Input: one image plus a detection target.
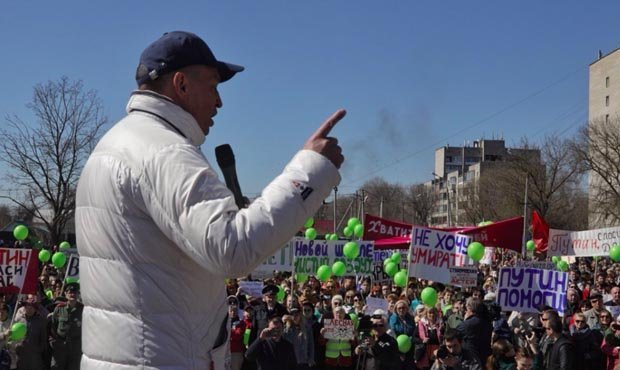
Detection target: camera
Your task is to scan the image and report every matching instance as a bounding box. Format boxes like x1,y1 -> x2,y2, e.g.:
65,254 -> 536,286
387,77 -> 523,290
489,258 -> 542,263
436,345 -> 449,360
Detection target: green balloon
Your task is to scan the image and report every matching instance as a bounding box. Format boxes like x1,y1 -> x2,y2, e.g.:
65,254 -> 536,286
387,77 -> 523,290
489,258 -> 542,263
421,287 -> 438,307
611,245 -> 620,262
45,289 -> 53,300
296,273 -> 308,283
332,261 -> 346,277
551,256 -> 560,264
343,242 -> 360,259
317,265 -> 332,282
384,262 -> 398,277
343,226 -> 353,237
277,286 -> 285,302
558,261 -> 569,272
329,234 -> 339,241
38,249 -> 51,263
349,313 -> 359,328
304,217 -> 315,228
526,240 -> 536,251
347,217 -> 361,229
467,242 -> 485,262
396,334 -> 412,353
65,277 -> 79,284
13,225 -> 28,241
394,270 -> 408,288
390,252 -> 402,264
305,228 -> 317,240
10,322 -> 26,341
243,328 -> 251,346
52,252 -> 67,268
324,234 -> 331,240
59,241 -> 71,251
353,224 -> 364,238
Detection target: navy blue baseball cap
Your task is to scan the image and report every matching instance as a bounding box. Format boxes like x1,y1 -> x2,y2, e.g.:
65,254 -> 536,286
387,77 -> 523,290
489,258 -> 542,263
136,31 -> 244,85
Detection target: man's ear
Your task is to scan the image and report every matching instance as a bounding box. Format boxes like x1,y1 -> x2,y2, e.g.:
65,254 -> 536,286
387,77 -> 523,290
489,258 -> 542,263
172,71 -> 188,97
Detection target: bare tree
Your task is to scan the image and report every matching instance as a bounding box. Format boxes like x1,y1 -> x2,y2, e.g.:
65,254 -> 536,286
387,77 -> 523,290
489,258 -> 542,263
572,117 -> 620,226
360,177 -> 408,221
0,77 -> 107,245
407,183 -> 435,225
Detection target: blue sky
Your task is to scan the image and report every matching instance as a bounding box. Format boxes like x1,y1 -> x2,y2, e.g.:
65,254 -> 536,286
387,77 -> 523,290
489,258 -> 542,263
0,1 -> 617,199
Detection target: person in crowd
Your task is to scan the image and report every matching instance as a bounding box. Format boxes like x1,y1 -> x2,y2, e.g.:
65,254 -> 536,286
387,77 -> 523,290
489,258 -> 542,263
440,288 -> 454,315
320,305 -> 354,370
457,297 -> 493,365
245,317 -> 297,370
301,300 -> 323,370
513,346 -> 535,370
0,303 -> 16,369
564,288 -> 581,325
543,314 -> 575,370
484,338 -> 515,370
569,312 -> 604,370
445,296 -> 465,330
604,286 -> 620,307
597,309 -> 614,336
417,306 -> 443,369
229,296 -> 247,370
601,315 -> 620,370
406,285 -> 422,312
381,285 -> 391,300
75,30 -> 345,369
354,311 -> 400,370
390,300 -> 416,337
252,285 -> 288,343
585,291 -> 605,329
49,282 -> 83,370
343,290 -> 356,314
359,278 -> 371,298
14,293 -> 49,323
430,329 -> 482,370
283,306 -> 315,370
352,293 -> 365,316
14,299 -> 48,370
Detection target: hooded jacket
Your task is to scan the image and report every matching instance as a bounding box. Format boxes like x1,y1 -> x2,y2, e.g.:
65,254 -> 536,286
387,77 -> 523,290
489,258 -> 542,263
76,91 -> 340,370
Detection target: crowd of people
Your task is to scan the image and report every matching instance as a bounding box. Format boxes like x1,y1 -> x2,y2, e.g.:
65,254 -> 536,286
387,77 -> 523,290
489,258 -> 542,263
2,242 -> 620,370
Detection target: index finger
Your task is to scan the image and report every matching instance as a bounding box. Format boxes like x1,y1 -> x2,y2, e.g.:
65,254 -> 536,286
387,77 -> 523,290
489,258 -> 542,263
311,109 -> 347,139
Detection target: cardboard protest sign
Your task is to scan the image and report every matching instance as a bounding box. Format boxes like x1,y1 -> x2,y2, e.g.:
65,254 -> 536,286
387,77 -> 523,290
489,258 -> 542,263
408,227 -> 472,284
547,226 -> 620,257
322,319 -> 354,340
514,260 -> 556,270
497,267 -> 568,315
371,249 -> 407,284
364,296 -> 389,315
293,238 -> 374,276
0,248 -> 38,294
448,267 -> 478,288
239,281 -> 264,298
64,254 -> 79,281
252,240 -> 294,277
480,247 -> 495,265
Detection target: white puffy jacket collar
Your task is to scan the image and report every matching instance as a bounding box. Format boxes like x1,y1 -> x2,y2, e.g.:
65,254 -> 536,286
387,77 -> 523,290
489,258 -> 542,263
126,90 -> 206,147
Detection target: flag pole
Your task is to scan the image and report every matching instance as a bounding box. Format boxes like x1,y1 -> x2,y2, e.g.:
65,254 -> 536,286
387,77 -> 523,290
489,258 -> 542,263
521,177 -> 529,260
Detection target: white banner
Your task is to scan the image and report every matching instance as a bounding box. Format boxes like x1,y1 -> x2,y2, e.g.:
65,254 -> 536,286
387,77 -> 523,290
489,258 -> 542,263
547,226 -> 620,257
293,238 -> 374,276
449,267 -> 478,288
364,297 -> 389,315
238,281 -> 264,298
497,267 -> 568,315
408,227 -> 472,284
480,247 -> 495,265
323,319 -> 354,340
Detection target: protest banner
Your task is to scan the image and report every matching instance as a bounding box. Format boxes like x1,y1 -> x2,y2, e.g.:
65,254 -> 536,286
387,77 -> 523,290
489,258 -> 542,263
293,238 -> 374,276
364,296 -> 389,315
497,267 -> 568,315
239,281 -> 264,298
252,240 -> 294,277
480,247 -> 495,265
65,254 -> 80,281
322,319 -> 354,340
514,260 -> 556,270
449,267 -> 478,288
0,248 -> 38,294
547,226 -> 620,257
371,249 -> 407,284
364,214 -> 413,241
408,227 -> 472,284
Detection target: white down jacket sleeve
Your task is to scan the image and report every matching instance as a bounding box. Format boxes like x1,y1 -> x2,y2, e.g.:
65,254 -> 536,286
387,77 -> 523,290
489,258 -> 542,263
140,144 -> 339,277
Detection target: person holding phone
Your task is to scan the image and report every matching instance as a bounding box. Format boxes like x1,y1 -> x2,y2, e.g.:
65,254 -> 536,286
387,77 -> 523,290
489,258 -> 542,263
245,317 -> 297,370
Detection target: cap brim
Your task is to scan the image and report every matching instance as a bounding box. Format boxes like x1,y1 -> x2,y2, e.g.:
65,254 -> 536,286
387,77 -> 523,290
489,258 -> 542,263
217,61 -> 244,82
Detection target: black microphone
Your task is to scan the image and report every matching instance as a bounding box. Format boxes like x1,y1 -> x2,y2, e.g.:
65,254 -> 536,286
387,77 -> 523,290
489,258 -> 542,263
215,144 -> 246,209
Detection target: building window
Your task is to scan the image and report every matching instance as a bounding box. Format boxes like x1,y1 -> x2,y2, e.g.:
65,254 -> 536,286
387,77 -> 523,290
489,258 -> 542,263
606,96 -> 610,107
606,76 -> 610,88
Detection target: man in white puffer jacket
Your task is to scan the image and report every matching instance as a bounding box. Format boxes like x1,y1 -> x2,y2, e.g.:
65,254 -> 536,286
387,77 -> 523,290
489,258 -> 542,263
75,31 -> 345,370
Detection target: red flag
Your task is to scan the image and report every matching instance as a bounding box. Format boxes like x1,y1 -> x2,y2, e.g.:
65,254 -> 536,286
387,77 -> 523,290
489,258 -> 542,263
457,216 -> 524,254
531,210 -> 550,254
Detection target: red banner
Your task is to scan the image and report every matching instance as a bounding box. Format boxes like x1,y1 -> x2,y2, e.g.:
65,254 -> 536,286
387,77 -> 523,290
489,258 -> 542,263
0,248 -> 39,294
364,214 -> 524,253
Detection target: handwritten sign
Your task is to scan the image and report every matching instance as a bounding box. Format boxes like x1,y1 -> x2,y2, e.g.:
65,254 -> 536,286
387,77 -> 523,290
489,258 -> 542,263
365,296 -> 389,315
0,248 -> 38,294
449,267 -> 478,288
323,319 -> 354,340
293,238 -> 374,276
408,227 -> 472,284
547,226 -> 620,257
239,281 -> 264,298
480,247 -> 495,265
64,254 -> 79,281
497,267 -> 568,315
371,249 -> 407,284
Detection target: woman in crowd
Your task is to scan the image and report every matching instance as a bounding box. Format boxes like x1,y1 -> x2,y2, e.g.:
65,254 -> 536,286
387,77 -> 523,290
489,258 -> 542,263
283,306 -> 315,370
416,306 -> 443,370
513,346 -> 535,370
320,305 -> 355,370
484,339 -> 515,370
351,293 -> 365,316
